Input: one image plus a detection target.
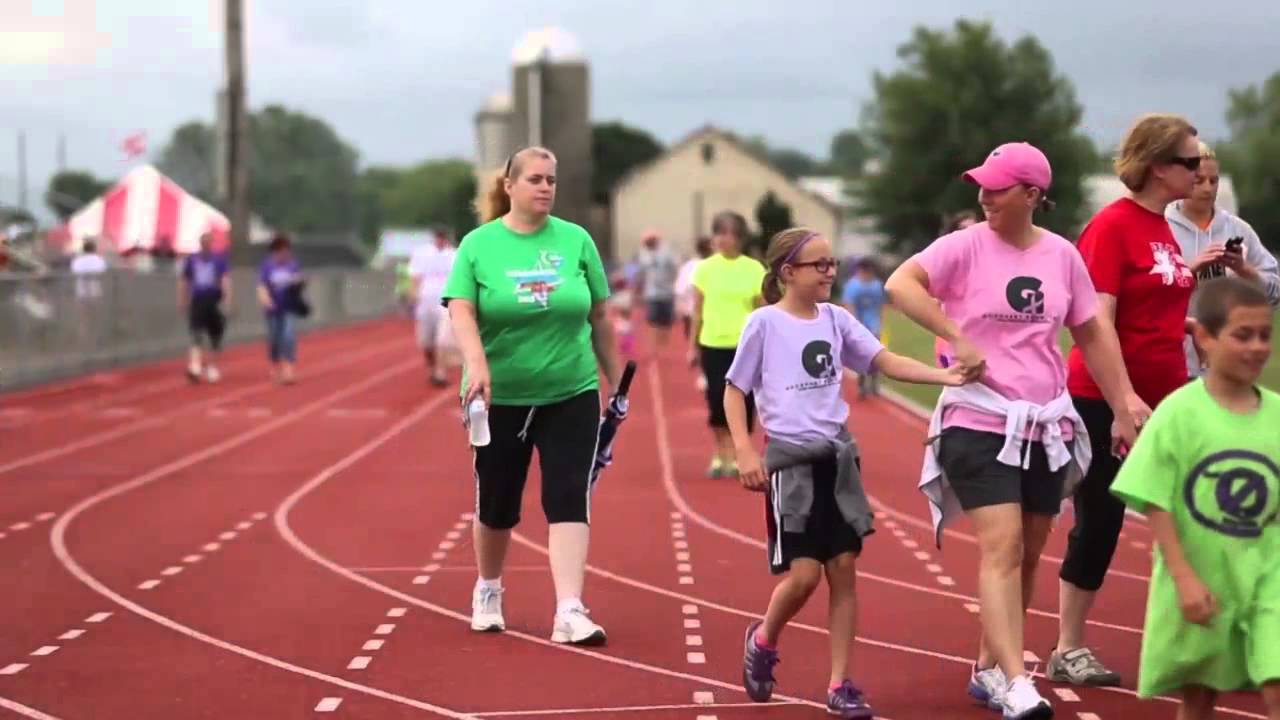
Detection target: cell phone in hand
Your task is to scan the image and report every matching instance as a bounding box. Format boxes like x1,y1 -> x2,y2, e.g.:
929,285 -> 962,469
1226,236 -> 1244,254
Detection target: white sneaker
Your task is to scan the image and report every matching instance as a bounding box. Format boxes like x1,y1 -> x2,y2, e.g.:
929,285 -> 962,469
205,366 -> 221,383
968,664 -> 1007,710
470,584 -> 505,632
1002,675 -> 1052,720
550,606 -> 606,646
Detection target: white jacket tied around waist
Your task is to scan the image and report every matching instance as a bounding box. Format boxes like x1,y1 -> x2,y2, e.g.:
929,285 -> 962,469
918,383 -> 1093,548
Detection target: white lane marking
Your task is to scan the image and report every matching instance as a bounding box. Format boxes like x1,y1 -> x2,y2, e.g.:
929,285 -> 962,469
202,543 -> 221,552
58,630 -> 85,640
682,605 -> 698,615
0,694 -> 64,719
902,539 -> 919,549
85,612 -> 112,623
387,608 -> 407,618
684,619 -> 701,630
925,564 -> 942,574
423,564 -> 441,572
0,664 -> 28,675
9,522 -> 31,531
431,551 -> 447,560
362,640 -> 385,651
686,652 -> 706,664
413,576 -> 431,585
182,555 -> 203,564
346,656 -> 372,670
692,691 -> 715,705
670,511 -> 682,519
1078,714 -> 1102,720
445,531 -> 461,541
674,540 -> 689,550
671,530 -> 686,539
161,566 -> 185,576
913,551 -> 930,561
252,512 -> 268,521
30,646 -> 59,657
438,541 -> 456,551
1054,688 -> 1080,702
677,563 -> 693,573
936,576 -> 955,586
35,513 -> 56,522
964,603 -> 980,614
314,698 -> 343,712
675,551 -> 691,561
1024,650 -> 1041,663
685,635 -> 703,647
236,521 -> 253,531
679,576 -> 694,585
138,579 -> 162,590
219,531 -> 237,541
374,624 -> 395,635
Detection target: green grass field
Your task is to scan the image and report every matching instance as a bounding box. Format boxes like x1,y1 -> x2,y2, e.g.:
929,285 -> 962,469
880,310 -> 1280,409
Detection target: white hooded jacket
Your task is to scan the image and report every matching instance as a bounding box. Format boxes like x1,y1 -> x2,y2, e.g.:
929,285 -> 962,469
1166,202 -> 1280,376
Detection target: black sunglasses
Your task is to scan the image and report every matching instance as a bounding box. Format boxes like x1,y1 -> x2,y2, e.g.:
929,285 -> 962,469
1168,156 -> 1202,172
788,258 -> 839,274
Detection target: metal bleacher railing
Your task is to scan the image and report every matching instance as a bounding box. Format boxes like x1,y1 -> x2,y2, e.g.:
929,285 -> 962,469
0,266 -> 397,390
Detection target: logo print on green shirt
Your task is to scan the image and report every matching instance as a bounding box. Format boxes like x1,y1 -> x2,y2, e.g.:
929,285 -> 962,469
507,251 -> 564,308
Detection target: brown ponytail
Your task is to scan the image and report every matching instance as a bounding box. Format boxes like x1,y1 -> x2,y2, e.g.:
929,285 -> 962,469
761,227 -> 820,304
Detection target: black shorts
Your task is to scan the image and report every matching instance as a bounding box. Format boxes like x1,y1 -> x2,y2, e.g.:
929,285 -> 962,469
937,427 -> 1070,515
764,455 -> 863,575
473,390 -> 601,530
188,296 -> 226,349
646,299 -> 675,327
700,345 -> 755,431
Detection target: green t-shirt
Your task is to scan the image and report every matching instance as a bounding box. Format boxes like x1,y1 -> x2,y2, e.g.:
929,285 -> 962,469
443,216 -> 610,406
692,253 -> 766,349
1111,380 -> 1280,698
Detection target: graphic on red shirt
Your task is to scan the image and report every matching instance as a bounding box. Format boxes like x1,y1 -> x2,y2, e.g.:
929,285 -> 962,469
1148,242 -> 1194,288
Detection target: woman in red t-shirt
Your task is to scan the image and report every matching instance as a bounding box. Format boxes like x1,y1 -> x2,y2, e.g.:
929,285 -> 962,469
1049,113 -> 1202,687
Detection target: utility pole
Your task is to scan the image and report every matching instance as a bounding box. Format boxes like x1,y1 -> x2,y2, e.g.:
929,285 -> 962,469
224,0 -> 249,247
56,133 -> 66,173
16,131 -> 28,211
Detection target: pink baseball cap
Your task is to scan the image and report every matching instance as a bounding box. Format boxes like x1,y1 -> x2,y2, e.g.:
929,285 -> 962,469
962,142 -> 1052,191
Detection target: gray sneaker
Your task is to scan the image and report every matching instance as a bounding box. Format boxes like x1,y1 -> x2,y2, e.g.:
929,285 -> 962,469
1047,647 -> 1121,686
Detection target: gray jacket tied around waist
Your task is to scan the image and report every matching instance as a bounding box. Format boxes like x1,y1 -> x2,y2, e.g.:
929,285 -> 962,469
764,429 -> 874,538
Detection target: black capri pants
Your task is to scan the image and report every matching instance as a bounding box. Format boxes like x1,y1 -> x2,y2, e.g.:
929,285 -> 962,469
473,390 -> 600,530
1058,396 -> 1125,592
189,296 -> 226,350
699,345 -> 755,431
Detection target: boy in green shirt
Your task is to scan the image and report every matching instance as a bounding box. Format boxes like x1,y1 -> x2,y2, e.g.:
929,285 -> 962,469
1111,276 -> 1280,720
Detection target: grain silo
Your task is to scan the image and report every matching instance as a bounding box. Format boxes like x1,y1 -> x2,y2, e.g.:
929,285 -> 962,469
473,92 -> 515,190
509,27 -> 593,236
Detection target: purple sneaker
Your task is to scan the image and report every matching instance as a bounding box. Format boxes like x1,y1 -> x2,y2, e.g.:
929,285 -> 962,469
742,621 -> 779,702
827,680 -> 874,719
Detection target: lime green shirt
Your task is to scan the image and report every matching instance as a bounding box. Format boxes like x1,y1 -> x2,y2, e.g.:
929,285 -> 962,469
692,253 -> 766,349
443,216 -> 610,406
1111,380 -> 1280,698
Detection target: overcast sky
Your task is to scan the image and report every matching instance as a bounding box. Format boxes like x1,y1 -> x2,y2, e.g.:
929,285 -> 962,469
2,0 -> 1277,216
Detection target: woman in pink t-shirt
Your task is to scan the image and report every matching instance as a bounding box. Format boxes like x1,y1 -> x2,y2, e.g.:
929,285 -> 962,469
885,142 -> 1147,718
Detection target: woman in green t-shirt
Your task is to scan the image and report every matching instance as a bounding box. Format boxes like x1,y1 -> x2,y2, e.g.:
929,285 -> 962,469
688,211 -> 767,478
443,146 -> 621,647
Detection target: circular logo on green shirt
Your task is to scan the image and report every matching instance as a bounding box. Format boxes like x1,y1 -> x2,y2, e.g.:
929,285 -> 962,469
1183,450 -> 1279,538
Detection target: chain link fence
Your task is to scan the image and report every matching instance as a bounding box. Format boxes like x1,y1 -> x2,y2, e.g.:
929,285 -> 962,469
0,267 -> 397,390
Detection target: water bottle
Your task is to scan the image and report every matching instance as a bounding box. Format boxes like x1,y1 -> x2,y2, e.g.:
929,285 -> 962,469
467,398 -> 491,447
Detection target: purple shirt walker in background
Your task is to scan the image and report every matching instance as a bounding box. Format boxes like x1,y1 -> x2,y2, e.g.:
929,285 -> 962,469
183,253 -> 229,301
259,257 -> 301,315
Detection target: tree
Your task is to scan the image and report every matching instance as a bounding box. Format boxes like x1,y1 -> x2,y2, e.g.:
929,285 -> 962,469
1221,72 -> 1280,252
45,170 -> 109,221
766,148 -> 825,179
155,105 -> 361,234
156,121 -> 217,202
830,130 -> 871,178
754,191 -> 793,257
591,122 -> 663,204
356,160 -> 478,245
859,20 -> 1094,254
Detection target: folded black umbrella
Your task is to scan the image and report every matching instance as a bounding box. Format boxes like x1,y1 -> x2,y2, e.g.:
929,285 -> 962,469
591,360 -> 638,489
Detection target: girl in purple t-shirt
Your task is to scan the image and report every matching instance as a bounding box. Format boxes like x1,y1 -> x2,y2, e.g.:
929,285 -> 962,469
257,233 -> 303,384
724,227 -> 965,718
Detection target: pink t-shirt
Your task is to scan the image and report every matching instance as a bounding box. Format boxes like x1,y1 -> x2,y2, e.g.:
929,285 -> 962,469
914,222 -> 1099,440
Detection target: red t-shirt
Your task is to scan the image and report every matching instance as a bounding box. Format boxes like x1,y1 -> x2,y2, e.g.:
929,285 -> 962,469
1067,198 -> 1195,407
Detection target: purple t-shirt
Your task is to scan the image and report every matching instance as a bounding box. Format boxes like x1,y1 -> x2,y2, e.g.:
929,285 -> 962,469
182,252 -> 229,301
725,303 -> 885,445
913,222 -> 1098,439
259,257 -> 300,314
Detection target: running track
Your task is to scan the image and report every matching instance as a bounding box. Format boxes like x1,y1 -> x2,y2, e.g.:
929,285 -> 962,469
0,319 -> 1268,719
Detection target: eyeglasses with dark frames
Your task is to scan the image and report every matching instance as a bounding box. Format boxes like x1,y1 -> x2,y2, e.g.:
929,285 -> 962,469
787,258 -> 840,274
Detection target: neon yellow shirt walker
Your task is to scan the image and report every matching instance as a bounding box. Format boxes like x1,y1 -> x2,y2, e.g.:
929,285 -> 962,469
444,216 -> 610,406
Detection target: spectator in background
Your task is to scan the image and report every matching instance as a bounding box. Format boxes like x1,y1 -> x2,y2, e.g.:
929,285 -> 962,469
258,233 -> 303,385
1165,140 -> 1280,377
71,239 -> 108,347
634,229 -> 680,355
407,228 -> 458,386
178,233 -> 231,383
841,257 -> 887,398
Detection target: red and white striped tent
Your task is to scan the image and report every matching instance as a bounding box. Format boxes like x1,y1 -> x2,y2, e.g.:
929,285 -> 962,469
59,165 -> 230,255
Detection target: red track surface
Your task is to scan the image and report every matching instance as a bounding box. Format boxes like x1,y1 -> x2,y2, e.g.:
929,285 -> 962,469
0,319 -> 1268,719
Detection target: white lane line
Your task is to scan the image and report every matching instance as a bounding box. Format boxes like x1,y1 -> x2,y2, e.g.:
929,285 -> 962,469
219,531 -> 237,541
35,513 -> 56,522
679,576 -> 694,585
936,576 -> 955,586
686,652 -> 706,664
675,551 -> 691,561
1078,714 -> 1102,720
0,664 -> 28,675
963,603 -> 980,614
445,531 -> 461,541
346,656 -> 371,670
314,698 -> 343,712
374,624 -> 395,635
182,555 -> 203,564
362,640 -> 385,651
438,541 -> 455,551
913,551 -> 930,561
902,539 -> 919,549
138,579 -> 162,590
676,563 -> 693,573
685,635 -> 703,647
412,576 -> 431,585
684,619 -> 701,629
58,630 -> 85,640
30,646 -> 59,657
387,608 -> 407,618
423,564 -> 441,573
682,604 -> 698,615
1024,650 -> 1041,663
202,543 -> 221,552
236,521 -> 253,531
9,522 -> 31,531
670,512 -> 682,519
161,566 -> 185,576
252,512 -> 268,521
85,612 -> 112,623
925,563 -> 942,574
0,694 -> 64,719
692,691 -> 715,705
1054,688 -> 1080,702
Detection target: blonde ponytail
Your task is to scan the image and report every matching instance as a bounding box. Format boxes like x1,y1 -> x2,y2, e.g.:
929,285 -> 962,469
761,270 -> 784,304
476,172 -> 511,223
